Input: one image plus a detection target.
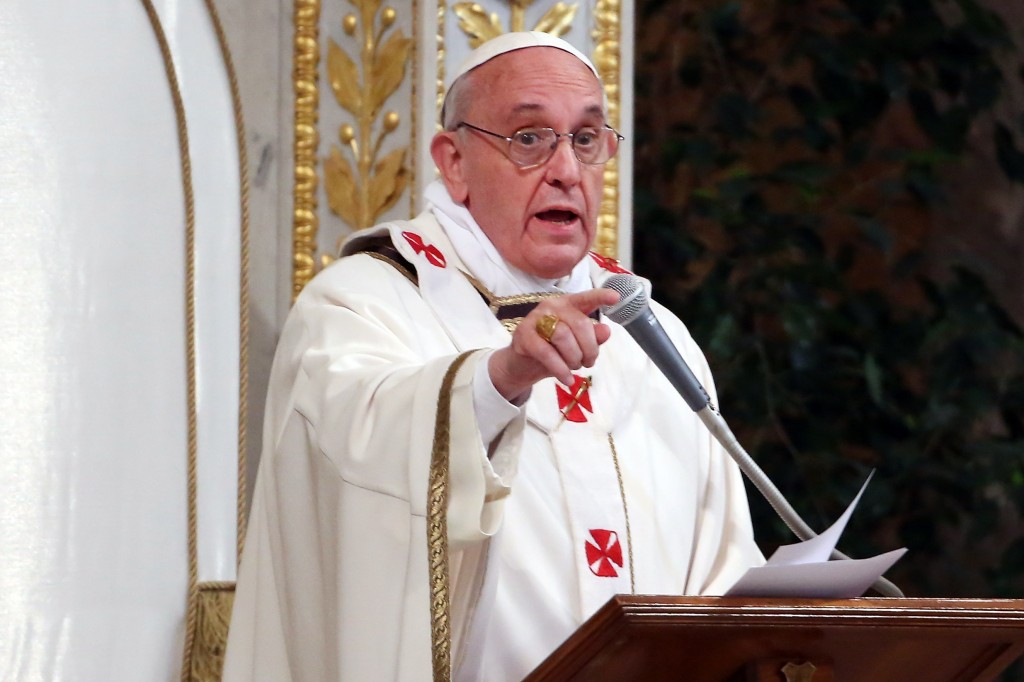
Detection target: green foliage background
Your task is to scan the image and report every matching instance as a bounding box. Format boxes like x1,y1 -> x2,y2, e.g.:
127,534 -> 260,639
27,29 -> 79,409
632,0 -> 1024,599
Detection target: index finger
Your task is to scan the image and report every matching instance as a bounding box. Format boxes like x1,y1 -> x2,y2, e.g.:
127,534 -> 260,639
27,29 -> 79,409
562,287 -> 621,315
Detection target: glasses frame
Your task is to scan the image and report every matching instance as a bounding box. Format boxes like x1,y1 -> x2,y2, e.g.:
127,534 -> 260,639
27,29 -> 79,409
455,121 -> 625,169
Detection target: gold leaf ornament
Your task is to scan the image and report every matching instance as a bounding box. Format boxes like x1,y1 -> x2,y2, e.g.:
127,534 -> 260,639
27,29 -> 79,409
324,146 -> 359,228
327,39 -> 361,114
369,148 -> 409,217
533,2 -> 577,37
452,3 -> 503,48
354,0 -> 384,24
371,32 -> 412,117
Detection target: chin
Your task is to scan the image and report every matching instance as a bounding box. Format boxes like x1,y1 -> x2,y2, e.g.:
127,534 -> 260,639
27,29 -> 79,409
524,249 -> 587,280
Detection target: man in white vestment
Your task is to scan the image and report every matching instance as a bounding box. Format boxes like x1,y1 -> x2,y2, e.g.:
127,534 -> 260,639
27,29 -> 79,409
224,31 -> 764,682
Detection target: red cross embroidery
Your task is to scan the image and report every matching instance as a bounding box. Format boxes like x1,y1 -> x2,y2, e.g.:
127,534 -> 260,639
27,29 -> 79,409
556,374 -> 593,423
402,231 -> 446,268
585,529 -> 623,578
589,251 -> 631,274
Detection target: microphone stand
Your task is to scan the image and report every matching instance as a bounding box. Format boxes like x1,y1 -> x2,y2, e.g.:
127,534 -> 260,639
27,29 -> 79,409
697,402 -> 904,597
599,272 -> 903,597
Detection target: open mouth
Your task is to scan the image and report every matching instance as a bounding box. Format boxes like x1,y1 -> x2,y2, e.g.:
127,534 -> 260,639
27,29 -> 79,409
535,209 -> 579,224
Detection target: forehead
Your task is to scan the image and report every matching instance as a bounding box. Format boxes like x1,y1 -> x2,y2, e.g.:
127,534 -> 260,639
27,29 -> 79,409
467,47 -> 605,123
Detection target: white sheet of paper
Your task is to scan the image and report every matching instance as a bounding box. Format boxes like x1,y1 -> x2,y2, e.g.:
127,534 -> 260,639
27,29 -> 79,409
767,471 -> 874,566
724,471 -> 907,598
725,548 -> 907,598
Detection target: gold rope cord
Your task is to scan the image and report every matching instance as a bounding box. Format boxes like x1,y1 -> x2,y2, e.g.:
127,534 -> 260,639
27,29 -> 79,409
201,0 -> 251,566
428,350 -> 475,682
607,433 -> 635,594
137,2 -> 200,679
190,0 -> 252,679
141,1 -> 250,678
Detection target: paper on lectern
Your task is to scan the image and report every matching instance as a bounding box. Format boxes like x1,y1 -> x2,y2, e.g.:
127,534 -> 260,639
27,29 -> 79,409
725,472 -> 907,598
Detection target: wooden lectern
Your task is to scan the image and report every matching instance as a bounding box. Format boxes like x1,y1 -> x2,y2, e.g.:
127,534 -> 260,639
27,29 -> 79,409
524,596 -> 1024,681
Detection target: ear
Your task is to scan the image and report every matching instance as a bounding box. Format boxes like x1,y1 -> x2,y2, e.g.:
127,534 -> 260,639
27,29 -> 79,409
430,131 -> 469,204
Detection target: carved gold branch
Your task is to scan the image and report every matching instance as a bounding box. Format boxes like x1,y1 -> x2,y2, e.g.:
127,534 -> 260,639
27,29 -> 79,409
293,0 -> 322,300
453,0 -> 576,49
323,0 -> 412,266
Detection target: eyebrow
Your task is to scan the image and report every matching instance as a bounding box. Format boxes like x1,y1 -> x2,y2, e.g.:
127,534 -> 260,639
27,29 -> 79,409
509,103 -> 605,117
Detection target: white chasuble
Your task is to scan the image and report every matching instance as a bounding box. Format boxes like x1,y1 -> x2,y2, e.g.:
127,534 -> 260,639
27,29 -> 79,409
531,378 -> 633,616
225,209 -> 763,682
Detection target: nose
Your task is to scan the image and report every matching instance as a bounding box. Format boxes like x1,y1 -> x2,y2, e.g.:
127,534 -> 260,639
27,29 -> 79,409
542,135 -> 582,187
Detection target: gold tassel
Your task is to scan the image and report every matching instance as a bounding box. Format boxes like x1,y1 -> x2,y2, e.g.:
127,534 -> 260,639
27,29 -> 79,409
189,583 -> 235,682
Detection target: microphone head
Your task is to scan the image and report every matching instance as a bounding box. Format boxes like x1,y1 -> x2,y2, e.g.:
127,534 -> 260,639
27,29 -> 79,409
600,273 -> 648,325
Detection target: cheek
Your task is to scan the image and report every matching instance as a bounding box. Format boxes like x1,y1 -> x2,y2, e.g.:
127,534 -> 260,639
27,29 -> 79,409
583,174 -> 604,219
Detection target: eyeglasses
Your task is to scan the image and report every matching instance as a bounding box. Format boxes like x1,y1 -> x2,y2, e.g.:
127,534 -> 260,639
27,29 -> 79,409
456,122 -> 624,168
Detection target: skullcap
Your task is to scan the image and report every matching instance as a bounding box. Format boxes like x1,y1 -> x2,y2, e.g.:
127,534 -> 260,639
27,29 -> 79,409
449,31 -> 599,84
441,31 -> 601,124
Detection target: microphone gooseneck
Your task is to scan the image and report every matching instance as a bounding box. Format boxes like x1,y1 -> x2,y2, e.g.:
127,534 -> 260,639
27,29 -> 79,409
600,273 -> 903,598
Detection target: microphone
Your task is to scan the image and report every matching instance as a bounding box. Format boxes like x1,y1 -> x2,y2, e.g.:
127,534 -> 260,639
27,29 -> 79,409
599,273 -> 903,597
600,274 -> 711,412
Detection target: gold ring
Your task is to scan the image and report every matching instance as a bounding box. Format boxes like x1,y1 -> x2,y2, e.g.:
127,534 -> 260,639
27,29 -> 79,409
535,314 -> 559,343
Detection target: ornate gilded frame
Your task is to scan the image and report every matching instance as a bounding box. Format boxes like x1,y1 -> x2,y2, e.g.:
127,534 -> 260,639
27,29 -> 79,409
291,0 -> 626,298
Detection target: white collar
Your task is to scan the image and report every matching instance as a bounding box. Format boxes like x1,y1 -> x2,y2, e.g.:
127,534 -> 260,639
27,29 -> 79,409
423,180 -> 592,298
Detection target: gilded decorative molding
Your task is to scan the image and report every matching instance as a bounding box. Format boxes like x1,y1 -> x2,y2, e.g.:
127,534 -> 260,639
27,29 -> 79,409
592,0 -> 620,258
436,0 -> 446,118
452,0 -> 576,48
410,0 -> 420,217
293,0 -> 322,300
322,2 -> 412,265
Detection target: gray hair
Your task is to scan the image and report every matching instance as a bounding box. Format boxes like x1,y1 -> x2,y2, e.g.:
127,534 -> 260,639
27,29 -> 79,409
441,72 -> 475,131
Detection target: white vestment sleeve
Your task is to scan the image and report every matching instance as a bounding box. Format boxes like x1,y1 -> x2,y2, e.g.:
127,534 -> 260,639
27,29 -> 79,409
471,350 -> 526,452
288,263 -> 521,546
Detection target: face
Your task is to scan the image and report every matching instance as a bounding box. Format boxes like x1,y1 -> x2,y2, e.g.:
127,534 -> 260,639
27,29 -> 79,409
431,48 -> 607,279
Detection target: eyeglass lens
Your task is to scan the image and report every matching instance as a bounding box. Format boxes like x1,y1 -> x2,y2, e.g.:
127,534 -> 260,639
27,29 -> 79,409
509,127 -> 619,166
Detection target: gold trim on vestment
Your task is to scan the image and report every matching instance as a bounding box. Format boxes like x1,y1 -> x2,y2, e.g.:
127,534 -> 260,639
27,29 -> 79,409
499,317 -> 522,333
365,251 -> 420,287
608,433 -> 635,594
461,271 -> 559,332
429,350 -> 476,682
488,290 -> 559,308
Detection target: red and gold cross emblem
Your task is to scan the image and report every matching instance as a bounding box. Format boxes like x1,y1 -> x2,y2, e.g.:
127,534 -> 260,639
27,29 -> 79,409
585,528 -> 623,578
401,231 -> 446,268
556,374 -> 593,423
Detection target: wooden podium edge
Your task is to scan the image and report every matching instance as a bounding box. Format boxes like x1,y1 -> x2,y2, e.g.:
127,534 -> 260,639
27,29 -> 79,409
525,596 -> 1024,681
